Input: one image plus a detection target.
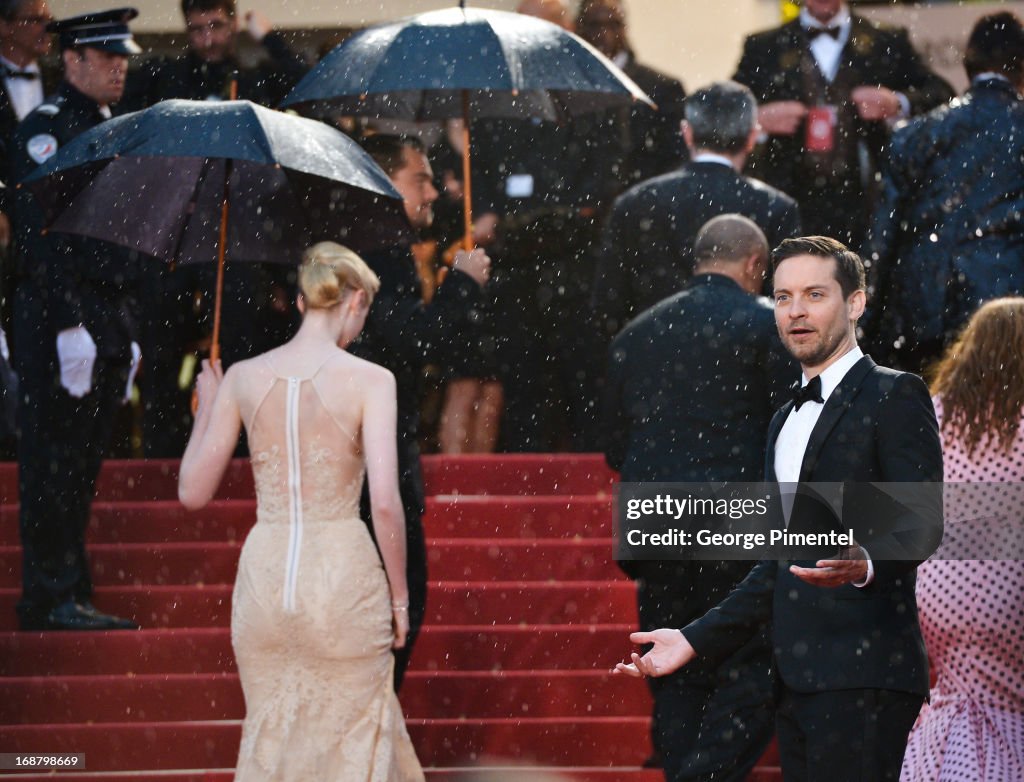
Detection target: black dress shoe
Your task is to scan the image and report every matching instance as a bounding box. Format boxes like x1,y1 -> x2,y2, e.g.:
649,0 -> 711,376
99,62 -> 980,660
46,601 -> 139,631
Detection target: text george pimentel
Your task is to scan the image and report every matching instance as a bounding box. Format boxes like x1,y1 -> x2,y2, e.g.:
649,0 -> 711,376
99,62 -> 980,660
625,528 -> 856,551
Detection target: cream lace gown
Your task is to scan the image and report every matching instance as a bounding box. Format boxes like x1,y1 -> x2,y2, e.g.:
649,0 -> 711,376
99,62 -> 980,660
230,357 -> 423,782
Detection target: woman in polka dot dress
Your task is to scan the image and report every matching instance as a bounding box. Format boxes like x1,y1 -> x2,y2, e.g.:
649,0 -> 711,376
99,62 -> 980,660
901,298 -> 1024,781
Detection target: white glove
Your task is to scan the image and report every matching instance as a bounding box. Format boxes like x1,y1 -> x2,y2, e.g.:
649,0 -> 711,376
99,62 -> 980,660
56,326 -> 97,398
125,341 -> 142,402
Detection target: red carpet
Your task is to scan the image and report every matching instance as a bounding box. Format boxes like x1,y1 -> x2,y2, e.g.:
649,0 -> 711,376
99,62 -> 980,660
0,455 -> 779,780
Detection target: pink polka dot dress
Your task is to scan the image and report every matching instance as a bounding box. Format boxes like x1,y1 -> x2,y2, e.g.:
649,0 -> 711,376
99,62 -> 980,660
900,397 -> 1024,781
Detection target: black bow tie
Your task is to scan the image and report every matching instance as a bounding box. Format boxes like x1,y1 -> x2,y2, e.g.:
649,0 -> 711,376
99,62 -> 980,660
805,25 -> 841,41
792,375 -> 824,411
3,67 -> 38,80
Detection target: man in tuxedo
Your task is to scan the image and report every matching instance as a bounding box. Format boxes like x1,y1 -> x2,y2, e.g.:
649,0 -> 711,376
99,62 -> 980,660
603,214 -> 796,780
0,0 -> 54,332
617,236 -> 943,781
355,135 -> 490,689
592,80 -> 801,340
733,0 -> 952,246
576,0 -> 688,189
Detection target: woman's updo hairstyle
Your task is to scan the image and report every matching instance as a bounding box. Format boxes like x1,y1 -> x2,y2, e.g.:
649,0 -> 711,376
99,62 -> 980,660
299,242 -> 380,309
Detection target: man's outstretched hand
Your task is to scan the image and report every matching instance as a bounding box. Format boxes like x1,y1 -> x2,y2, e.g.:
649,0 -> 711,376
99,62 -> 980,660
613,629 -> 696,678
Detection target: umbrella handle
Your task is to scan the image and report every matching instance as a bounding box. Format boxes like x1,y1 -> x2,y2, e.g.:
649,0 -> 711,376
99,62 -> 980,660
461,91 -> 474,252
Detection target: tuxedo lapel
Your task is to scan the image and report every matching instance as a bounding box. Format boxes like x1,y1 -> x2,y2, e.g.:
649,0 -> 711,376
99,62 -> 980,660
764,402 -> 793,482
798,355 -> 875,482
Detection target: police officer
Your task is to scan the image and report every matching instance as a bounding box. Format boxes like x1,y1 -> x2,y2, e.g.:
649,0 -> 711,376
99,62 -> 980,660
11,7 -> 141,631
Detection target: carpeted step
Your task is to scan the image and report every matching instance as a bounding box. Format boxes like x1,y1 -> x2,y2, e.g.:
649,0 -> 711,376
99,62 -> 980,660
0,495 -> 613,546
0,581 -> 636,631
0,539 -> 625,587
0,455 -> 615,504
0,717 -> 653,768
0,670 -> 651,724
0,625 -> 638,677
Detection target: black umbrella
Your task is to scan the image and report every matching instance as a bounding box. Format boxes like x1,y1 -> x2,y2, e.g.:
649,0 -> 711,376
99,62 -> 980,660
23,98 -> 408,360
280,3 -> 651,250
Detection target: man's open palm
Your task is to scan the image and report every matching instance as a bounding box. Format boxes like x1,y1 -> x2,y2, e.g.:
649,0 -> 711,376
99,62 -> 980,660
614,628 -> 696,678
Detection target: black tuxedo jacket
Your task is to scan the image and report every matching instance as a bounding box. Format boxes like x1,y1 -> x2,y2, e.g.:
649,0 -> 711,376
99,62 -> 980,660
683,356 -> 943,696
733,15 -> 952,241
0,63 -> 58,202
591,161 -> 801,338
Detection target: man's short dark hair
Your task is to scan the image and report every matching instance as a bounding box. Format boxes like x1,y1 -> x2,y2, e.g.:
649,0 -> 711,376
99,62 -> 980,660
964,12 -> 1024,82
771,236 -> 866,299
360,134 -> 426,178
181,0 -> 235,18
684,80 -> 757,154
693,214 -> 767,267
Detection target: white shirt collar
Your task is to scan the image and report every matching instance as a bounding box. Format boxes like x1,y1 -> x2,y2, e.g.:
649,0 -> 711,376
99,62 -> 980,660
612,50 -> 629,69
799,4 -> 850,32
802,345 -> 864,402
0,55 -> 40,75
692,152 -> 734,169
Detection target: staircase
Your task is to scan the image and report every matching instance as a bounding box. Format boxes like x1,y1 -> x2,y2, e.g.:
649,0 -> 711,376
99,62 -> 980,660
0,455 -> 779,780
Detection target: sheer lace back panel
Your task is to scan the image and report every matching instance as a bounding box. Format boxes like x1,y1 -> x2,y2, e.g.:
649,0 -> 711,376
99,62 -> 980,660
242,355 -> 365,530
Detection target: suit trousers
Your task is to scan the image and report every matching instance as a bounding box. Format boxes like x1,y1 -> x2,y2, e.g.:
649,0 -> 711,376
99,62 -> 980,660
13,285 -> 128,624
776,687 -> 923,782
639,579 -> 774,782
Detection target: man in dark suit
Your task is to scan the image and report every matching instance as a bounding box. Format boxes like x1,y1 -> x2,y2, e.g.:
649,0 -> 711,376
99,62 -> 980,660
576,0 -> 688,189
733,0 -> 952,246
603,214 -> 796,781
0,0 -> 56,332
592,80 -> 801,340
617,236 -> 943,781
355,135 -> 490,690
864,12 -> 1024,373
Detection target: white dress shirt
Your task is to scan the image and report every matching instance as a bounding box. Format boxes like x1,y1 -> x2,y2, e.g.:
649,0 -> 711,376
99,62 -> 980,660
799,4 -> 909,117
774,345 -> 874,584
800,5 -> 851,84
691,152 -> 734,169
0,56 -> 43,121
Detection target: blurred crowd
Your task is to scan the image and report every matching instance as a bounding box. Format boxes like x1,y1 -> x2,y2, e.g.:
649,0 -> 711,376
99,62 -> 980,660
0,0 -> 1020,461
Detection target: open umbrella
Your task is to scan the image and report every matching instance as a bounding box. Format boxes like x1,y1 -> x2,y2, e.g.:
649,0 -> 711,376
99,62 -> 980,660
280,3 -> 651,250
22,98 -> 408,361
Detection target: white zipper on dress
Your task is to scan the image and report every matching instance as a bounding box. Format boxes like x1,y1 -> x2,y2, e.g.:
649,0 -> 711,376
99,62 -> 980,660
283,377 -> 304,613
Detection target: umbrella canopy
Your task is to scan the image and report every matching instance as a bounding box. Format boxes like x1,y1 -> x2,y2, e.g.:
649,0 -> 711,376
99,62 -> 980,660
280,5 -> 652,122
22,98 -> 410,263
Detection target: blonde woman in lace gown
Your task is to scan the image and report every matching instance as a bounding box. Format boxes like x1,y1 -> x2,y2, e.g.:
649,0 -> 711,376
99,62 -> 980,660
179,242 -> 424,782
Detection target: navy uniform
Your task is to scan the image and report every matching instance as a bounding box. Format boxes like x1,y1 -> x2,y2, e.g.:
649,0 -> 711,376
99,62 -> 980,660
11,8 -> 141,631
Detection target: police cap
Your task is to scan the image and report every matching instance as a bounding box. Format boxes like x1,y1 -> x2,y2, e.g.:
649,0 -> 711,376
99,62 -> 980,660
47,8 -> 141,55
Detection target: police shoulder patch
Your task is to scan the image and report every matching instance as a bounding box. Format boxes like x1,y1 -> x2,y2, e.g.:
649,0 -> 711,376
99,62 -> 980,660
27,134 -> 59,164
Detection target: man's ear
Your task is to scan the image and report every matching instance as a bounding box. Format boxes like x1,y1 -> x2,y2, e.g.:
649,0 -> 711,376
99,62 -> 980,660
848,289 -> 867,321
744,125 -> 759,156
296,292 -> 306,315
681,120 -> 694,152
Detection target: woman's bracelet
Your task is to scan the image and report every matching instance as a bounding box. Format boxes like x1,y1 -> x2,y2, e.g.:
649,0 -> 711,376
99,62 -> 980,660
392,602 -> 409,611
